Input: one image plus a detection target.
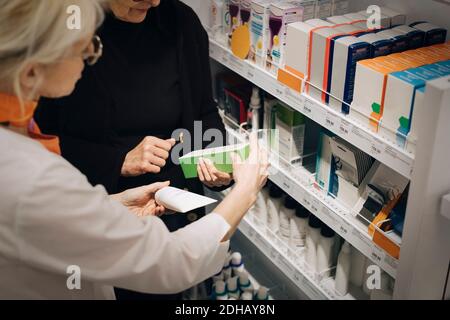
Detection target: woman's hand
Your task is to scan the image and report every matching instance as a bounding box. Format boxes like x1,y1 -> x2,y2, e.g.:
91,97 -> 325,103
121,136 -> 176,177
197,158 -> 233,188
113,181 -> 170,217
231,134 -> 269,201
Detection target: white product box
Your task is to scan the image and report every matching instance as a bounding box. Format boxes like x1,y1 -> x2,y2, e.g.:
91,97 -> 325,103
379,7 -> 406,26
308,25 -> 345,101
275,102 -> 306,164
329,36 -> 371,114
357,33 -> 393,57
284,18 -> 333,80
315,0 -> 332,19
380,71 -> 426,148
326,15 -> 350,25
410,22 -> 448,46
250,0 -> 275,67
351,59 -> 396,131
267,1 -> 304,75
343,13 -> 369,30
332,0 -> 349,16
299,0 -> 317,21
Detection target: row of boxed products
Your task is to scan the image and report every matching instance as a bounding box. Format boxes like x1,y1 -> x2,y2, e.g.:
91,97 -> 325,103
279,17 -> 448,154
209,1 -> 351,66
242,183 -> 395,299
215,73 -> 408,258
316,131 -> 410,258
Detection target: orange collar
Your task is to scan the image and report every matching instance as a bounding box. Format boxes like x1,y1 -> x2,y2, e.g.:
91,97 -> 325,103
0,92 -> 61,155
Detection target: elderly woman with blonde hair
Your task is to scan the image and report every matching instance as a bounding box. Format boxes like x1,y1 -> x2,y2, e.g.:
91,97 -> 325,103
0,0 -> 268,299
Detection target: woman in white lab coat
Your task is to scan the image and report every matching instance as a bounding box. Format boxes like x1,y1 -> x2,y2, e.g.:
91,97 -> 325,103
0,0 -> 268,299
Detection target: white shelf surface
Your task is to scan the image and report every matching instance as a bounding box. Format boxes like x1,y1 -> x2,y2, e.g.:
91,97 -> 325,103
225,127 -> 399,280
209,39 -> 415,179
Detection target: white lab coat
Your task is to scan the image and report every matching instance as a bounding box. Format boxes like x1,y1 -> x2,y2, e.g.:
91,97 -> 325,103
0,128 -> 230,299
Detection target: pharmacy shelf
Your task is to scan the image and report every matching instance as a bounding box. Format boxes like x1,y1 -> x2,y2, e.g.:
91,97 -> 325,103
209,39 -> 415,179
225,127 -> 399,280
238,214 -> 354,300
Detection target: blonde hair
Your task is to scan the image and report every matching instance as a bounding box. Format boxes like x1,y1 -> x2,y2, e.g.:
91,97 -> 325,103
0,0 -> 105,103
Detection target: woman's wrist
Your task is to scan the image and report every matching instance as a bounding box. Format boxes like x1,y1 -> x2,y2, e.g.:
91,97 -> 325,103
232,183 -> 258,209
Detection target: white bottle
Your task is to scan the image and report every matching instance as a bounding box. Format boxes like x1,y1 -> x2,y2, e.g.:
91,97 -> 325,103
255,287 -> 269,300
335,241 -> 352,296
226,277 -> 241,299
279,196 -> 296,243
214,280 -> 228,300
350,249 -> 366,287
230,252 -> 245,276
316,225 -> 336,278
252,191 -> 268,226
222,256 -> 232,280
210,0 -> 224,36
249,87 -> 261,131
241,291 -> 253,300
237,270 -> 254,294
212,270 -> 224,283
305,215 -> 322,272
267,184 -> 283,235
290,205 -> 309,250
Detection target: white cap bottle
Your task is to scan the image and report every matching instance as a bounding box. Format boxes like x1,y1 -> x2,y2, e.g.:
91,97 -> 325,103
241,291 -> 253,300
279,196 -> 296,243
230,252 -> 245,275
214,280 -> 228,300
305,215 -> 322,273
222,256 -> 233,280
226,277 -> 241,300
290,205 -> 309,250
335,241 -> 352,296
316,225 -> 336,278
237,270 -> 253,293
255,287 -> 269,300
267,184 -> 283,235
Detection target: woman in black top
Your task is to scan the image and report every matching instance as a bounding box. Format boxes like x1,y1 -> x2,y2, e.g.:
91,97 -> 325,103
35,0 -> 232,299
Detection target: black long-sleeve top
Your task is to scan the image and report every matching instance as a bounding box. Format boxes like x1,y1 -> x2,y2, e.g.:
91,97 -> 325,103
35,0 -> 226,230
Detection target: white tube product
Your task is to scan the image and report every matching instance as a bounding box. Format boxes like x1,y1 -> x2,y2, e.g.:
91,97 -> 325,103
316,225 -> 336,278
267,184 -> 283,235
214,280 -> 228,300
237,270 -> 254,293
210,0 -> 225,38
279,196 -> 297,243
226,277 -> 241,300
335,241 -> 352,296
255,287 -> 269,300
251,191 -> 268,225
350,248 -> 366,287
305,215 -> 323,273
289,205 -> 309,250
230,252 -> 245,276
241,292 -> 254,300
222,256 -> 233,280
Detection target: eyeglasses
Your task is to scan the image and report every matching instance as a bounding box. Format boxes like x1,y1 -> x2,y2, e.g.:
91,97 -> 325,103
83,35 -> 103,66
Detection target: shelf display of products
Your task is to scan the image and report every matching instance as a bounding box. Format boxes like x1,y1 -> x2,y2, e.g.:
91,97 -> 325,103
189,0 -> 450,301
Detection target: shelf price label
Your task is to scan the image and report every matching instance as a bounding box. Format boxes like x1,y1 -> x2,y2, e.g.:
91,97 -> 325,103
339,119 -> 352,137
370,137 -> 384,158
310,198 -> 321,215
302,192 -> 312,209
339,219 -> 352,237
325,112 -> 340,132
246,67 -> 255,80
370,245 -> 384,264
302,99 -> 314,117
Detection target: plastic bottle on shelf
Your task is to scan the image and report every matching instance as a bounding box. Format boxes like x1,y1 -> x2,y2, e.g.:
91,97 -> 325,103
222,256 -> 233,280
241,291 -> 254,300
230,252 -> 245,276
350,248 -> 366,287
226,277 -> 241,300
254,287 -> 269,300
316,225 -> 336,278
214,280 -> 228,300
267,184 -> 283,235
335,241 -> 352,296
290,204 -> 310,251
305,215 -> 323,273
252,190 -> 268,226
212,270 -> 224,283
279,195 -> 297,243
237,270 -> 254,294
248,86 -> 262,131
